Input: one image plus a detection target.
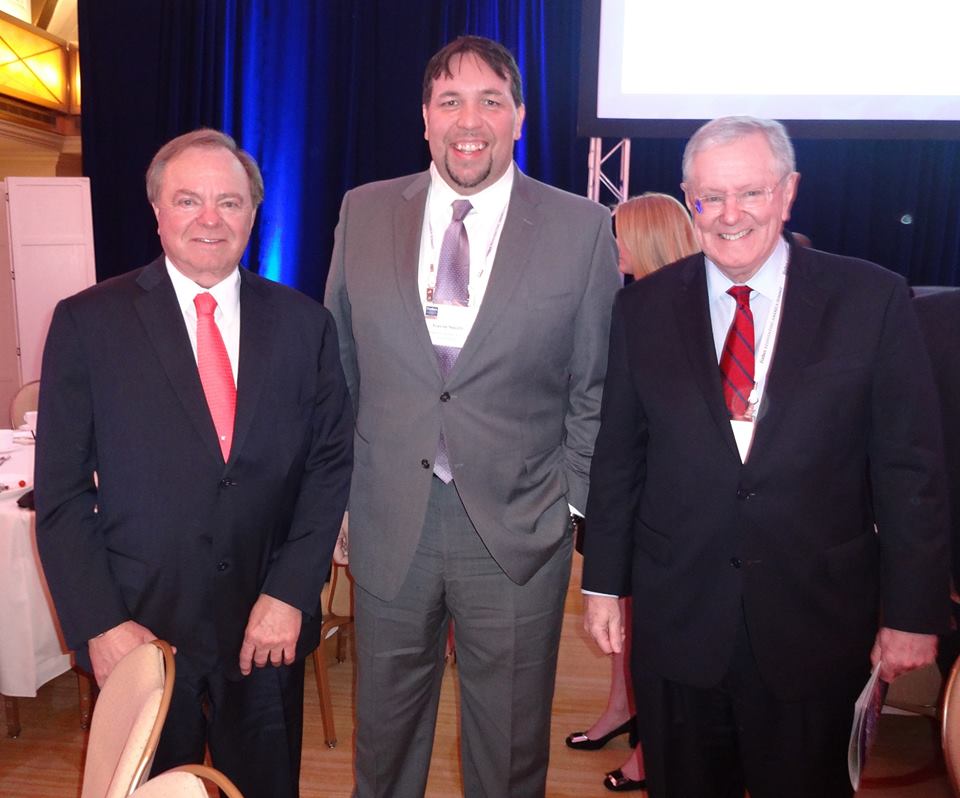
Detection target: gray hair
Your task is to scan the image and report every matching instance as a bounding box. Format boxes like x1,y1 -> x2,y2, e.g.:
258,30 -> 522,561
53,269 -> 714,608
146,128 -> 264,207
682,116 -> 795,184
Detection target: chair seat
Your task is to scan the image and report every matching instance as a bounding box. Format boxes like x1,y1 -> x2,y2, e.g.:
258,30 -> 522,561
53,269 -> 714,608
130,764 -> 244,798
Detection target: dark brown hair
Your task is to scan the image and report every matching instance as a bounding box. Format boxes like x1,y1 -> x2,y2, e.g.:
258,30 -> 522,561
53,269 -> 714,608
422,35 -> 523,107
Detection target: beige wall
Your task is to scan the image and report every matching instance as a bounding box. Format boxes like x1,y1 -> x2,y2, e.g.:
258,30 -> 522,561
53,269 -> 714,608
0,120 -> 81,179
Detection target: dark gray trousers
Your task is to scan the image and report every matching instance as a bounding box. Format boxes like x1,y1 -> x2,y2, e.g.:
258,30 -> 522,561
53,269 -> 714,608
353,478 -> 572,797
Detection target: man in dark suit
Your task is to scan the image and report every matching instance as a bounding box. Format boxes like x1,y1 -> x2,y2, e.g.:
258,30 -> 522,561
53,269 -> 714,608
582,116 -> 949,798
915,288 -> 960,670
324,36 -> 619,797
35,129 -> 353,798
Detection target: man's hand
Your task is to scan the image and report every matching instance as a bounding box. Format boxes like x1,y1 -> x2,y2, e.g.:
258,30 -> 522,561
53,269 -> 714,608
88,620 -> 158,687
871,626 -> 938,682
239,594 -> 303,676
583,594 -> 624,655
332,511 -> 349,566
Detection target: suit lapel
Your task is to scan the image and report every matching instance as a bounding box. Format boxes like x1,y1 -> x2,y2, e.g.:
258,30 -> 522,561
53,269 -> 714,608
449,169 -> 537,380
675,256 -> 740,457
134,258 -> 223,464
230,270 -> 275,466
747,246 -> 826,462
394,172 -> 442,375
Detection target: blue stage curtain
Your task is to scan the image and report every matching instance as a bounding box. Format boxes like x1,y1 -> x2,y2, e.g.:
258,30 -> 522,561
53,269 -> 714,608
79,0 -> 959,296
79,0 -> 587,299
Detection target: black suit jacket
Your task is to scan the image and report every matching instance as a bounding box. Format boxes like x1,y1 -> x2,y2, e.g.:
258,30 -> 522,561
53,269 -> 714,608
583,242 -> 949,700
915,288 -> 960,588
35,257 -> 353,677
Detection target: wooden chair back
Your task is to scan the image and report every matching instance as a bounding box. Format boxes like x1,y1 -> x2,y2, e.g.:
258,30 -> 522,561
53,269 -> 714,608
311,563 -> 355,748
79,639 -> 175,798
8,380 -> 38,428
942,655 -> 960,796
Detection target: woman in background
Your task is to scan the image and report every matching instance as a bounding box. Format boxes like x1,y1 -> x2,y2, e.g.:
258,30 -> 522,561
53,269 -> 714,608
567,192 -> 698,792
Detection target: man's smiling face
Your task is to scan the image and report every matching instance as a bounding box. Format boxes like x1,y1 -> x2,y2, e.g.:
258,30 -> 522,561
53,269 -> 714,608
422,53 -> 525,195
683,132 -> 798,282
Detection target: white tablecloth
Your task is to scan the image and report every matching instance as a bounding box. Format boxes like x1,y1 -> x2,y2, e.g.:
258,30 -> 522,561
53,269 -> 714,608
0,437 -> 72,697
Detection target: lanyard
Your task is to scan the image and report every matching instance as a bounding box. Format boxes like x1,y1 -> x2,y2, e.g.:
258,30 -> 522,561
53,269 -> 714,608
730,255 -> 789,462
745,254 -> 789,421
425,202 -> 508,303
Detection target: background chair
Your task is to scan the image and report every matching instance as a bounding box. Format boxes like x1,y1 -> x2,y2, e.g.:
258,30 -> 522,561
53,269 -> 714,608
80,639 -> 175,798
311,562 -> 354,748
8,380 -> 38,428
942,656 -> 960,796
130,764 -> 244,798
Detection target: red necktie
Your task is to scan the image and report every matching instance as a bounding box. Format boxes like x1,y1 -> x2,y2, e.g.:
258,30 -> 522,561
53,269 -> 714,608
194,292 -> 236,460
719,285 -> 755,421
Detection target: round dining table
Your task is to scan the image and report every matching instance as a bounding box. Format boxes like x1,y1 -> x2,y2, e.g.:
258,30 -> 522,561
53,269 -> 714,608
0,431 -> 73,736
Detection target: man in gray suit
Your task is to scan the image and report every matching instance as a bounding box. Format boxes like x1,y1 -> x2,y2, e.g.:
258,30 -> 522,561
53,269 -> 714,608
324,35 -> 619,798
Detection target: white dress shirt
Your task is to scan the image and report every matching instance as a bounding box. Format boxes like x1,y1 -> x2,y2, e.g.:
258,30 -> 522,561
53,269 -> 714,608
165,258 -> 241,385
705,236 -> 789,361
417,161 -> 514,313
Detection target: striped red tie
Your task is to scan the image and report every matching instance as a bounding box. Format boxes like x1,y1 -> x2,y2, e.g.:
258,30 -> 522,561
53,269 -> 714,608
194,292 -> 236,460
719,285 -> 755,420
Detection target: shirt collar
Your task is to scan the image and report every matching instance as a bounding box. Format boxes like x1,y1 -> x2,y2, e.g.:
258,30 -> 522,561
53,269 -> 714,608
165,257 -> 241,323
427,161 -> 515,218
705,236 -> 788,303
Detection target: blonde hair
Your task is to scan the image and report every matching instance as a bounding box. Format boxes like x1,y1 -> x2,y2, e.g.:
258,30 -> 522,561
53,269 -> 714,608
614,192 -> 699,279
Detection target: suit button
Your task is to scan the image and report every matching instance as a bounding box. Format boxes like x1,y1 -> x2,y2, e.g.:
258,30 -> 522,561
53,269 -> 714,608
736,488 -> 755,500
421,459 -> 430,469
440,392 -> 450,402
219,478 -> 236,488
730,557 -> 742,569
216,561 -> 229,572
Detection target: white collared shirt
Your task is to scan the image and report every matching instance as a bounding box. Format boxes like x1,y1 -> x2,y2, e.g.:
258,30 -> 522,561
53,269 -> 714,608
705,237 -> 789,362
417,162 -> 514,313
165,258 -> 241,384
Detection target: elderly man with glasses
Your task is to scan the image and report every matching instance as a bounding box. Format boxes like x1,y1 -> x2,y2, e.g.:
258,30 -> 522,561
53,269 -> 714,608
581,115 -> 949,798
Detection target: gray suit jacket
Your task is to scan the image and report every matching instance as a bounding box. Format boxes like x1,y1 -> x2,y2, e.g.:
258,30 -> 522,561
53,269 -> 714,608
325,168 -> 619,600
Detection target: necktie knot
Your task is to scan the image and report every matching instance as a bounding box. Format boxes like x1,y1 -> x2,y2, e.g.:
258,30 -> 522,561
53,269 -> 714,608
451,199 -> 472,223
727,285 -> 752,307
194,292 -> 218,316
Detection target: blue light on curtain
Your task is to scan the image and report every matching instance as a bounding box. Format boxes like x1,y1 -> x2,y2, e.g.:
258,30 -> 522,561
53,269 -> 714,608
441,0 -> 551,174
221,0 -> 312,287
79,1 -> 960,294
512,5 -> 528,170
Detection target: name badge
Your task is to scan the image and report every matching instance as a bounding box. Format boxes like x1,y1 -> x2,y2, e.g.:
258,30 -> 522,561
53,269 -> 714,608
730,418 -> 755,463
425,304 -> 478,349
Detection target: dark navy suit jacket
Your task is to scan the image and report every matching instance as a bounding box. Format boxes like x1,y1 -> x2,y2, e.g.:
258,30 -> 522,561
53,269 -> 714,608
584,241 -> 949,699
35,257 -> 353,677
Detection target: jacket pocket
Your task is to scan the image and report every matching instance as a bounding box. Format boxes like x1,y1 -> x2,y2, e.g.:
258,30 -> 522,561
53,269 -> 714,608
636,520 -> 672,566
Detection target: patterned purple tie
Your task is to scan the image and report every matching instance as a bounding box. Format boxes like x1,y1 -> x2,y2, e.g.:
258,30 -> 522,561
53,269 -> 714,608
433,199 -> 472,482
434,199 -> 472,306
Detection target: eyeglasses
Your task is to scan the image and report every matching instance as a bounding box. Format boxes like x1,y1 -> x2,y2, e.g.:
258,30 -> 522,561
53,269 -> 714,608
686,173 -> 790,215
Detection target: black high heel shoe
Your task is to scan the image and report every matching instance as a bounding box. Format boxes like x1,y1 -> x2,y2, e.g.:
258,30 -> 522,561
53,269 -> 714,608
603,768 -> 647,792
565,716 -> 638,751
